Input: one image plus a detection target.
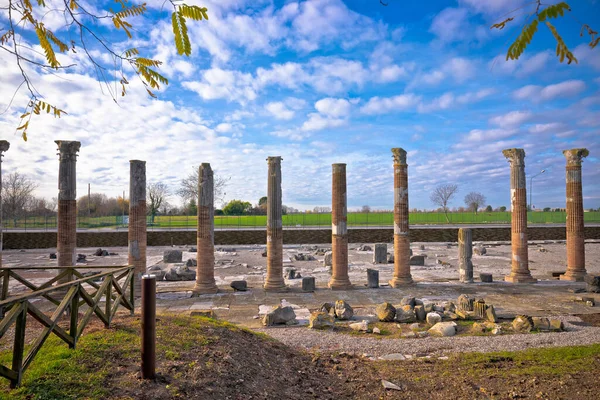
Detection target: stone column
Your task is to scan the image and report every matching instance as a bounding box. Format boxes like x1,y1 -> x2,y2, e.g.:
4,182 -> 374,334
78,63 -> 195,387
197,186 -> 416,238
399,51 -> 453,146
503,148 -> 536,283
560,148 -> 589,282
56,141 -> 80,282
329,163 -> 352,290
389,148 -> 412,287
0,141 -> 9,271
458,228 -> 473,283
129,160 -> 147,288
264,157 -> 286,291
194,163 -> 218,294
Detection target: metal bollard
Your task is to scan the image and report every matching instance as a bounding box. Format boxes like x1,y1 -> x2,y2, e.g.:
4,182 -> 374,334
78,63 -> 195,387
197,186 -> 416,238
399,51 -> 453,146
141,274 -> 156,379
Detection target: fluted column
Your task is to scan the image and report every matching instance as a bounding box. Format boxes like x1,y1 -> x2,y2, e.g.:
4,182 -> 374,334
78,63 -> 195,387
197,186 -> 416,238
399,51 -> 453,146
503,148 -> 536,283
0,141 -> 9,271
458,228 -> 473,283
264,157 -> 286,291
129,160 -> 147,289
560,148 -> 589,281
389,148 -> 412,287
56,141 -> 80,283
329,163 -> 352,290
194,163 -> 218,294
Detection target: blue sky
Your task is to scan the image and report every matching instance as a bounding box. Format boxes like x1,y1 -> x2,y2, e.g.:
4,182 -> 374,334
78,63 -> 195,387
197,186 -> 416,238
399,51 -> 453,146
0,0 -> 599,211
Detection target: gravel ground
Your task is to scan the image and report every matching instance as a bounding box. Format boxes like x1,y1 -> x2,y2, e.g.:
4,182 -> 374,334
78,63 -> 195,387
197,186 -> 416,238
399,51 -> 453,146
258,315 -> 600,358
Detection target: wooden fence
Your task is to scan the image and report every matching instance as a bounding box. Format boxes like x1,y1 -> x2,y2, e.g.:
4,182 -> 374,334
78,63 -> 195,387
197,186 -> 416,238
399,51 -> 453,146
0,266 -> 135,388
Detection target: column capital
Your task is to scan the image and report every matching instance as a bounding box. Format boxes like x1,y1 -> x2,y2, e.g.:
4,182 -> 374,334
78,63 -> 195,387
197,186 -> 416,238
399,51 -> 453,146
55,140 -> 81,161
502,148 -> 525,166
391,148 -> 407,165
266,156 -> 282,166
563,148 -> 589,166
0,140 -> 9,154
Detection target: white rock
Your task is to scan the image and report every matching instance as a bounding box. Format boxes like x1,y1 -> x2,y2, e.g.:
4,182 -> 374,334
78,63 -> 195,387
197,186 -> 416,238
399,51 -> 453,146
349,320 -> 369,332
426,312 -> 442,325
379,353 -> 406,361
428,321 -> 457,337
373,327 -> 381,334
381,380 -> 402,391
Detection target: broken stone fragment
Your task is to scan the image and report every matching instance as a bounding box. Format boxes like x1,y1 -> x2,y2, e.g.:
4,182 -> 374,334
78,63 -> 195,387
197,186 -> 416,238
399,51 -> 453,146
262,305 -> 297,326
426,312 -> 442,325
373,243 -> 387,264
414,305 -> 426,321
428,321 -> 457,337
323,251 -> 333,267
480,273 -> 493,283
512,315 -> 534,333
308,312 -> 334,329
409,255 -> 425,266
334,300 -> 354,320
49,253 -> 57,259
395,306 -> 416,323
471,322 -> 487,333
164,265 -> 196,281
400,297 -> 416,308
319,302 -> 333,313
230,280 -> 247,291
486,305 -> 498,323
375,302 -> 396,322
185,258 -> 197,267
549,319 -> 564,331
532,317 -> 550,331
473,246 -> 487,255
381,380 -> 402,391
163,249 -> 183,263
349,320 -> 369,332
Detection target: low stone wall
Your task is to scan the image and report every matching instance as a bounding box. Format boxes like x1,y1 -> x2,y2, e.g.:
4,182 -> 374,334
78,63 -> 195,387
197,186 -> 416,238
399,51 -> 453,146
3,226 -> 600,249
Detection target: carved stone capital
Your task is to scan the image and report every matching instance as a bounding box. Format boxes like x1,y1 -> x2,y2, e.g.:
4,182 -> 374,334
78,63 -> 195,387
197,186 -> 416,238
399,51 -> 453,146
0,140 -> 9,153
391,148 -> 407,165
502,148 -> 525,167
563,148 -> 589,166
55,140 -> 81,161
266,156 -> 282,166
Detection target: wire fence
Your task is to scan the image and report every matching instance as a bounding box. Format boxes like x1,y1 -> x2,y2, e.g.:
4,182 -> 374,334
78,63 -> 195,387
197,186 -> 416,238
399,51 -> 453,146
3,211 -> 600,231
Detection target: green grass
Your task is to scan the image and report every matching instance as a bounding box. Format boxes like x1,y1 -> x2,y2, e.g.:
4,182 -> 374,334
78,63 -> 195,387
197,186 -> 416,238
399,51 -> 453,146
8,211 -> 600,230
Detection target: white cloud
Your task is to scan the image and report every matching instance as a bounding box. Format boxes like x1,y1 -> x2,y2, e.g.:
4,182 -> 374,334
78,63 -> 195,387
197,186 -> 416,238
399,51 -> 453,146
513,80 -> 586,102
528,123 -> 566,134
265,102 -> 295,120
314,98 -> 351,118
360,94 -> 420,115
464,128 -> 517,142
489,111 -> 533,127
410,57 -> 476,88
456,88 -> 495,103
215,123 -> 233,132
429,8 -> 470,43
417,93 -> 455,113
301,113 -> 347,131
181,68 -> 257,103
460,0 -> 531,16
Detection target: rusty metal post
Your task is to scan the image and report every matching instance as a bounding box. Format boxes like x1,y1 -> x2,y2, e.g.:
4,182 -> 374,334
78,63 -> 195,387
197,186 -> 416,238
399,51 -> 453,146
56,141 -> 80,284
389,148 -> 412,287
264,156 -> 286,291
141,274 -> 156,380
129,160 -> 147,297
329,163 -> 352,290
560,148 -> 589,281
503,148 -> 536,283
194,163 -> 218,294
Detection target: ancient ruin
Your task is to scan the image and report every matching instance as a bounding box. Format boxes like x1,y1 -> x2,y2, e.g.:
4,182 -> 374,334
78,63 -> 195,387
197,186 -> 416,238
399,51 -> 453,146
56,140 -> 80,282
458,228 -> 473,283
502,148 -> 536,283
128,160 -> 147,279
264,156 -> 286,291
389,148 -> 412,287
561,148 -> 589,281
194,163 -> 219,294
329,163 -> 352,290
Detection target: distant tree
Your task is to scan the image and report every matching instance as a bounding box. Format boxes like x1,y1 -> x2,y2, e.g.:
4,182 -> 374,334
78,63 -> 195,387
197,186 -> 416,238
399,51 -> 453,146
485,205 -> 493,212
177,166 -> 229,207
184,198 -> 198,216
464,192 -> 486,214
543,207 -> 551,212
147,182 -> 170,223
2,172 -> 38,227
361,205 -> 371,213
313,206 -> 331,213
222,200 -> 252,215
430,184 -> 459,223
258,196 -> 268,206
499,206 -> 507,212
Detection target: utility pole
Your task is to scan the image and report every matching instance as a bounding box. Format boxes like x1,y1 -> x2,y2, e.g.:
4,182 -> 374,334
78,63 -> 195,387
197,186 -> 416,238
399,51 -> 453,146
122,190 -> 125,227
88,183 -> 91,223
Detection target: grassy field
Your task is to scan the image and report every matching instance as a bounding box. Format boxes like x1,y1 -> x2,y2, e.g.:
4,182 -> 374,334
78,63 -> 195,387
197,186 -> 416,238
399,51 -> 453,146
6,211 -> 600,229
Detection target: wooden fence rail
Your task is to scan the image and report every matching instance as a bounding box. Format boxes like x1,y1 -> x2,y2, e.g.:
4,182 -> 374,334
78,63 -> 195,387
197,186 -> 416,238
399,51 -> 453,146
0,266 -> 135,388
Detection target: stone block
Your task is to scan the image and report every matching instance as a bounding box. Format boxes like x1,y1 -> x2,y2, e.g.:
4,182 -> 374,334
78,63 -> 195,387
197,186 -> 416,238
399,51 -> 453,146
428,321 -> 457,337
163,250 -> 183,263
473,246 -> 487,255
426,312 -> 442,325
323,251 -> 333,266
376,302 -> 396,322
334,300 -> 354,320
512,315 -> 533,333
308,312 -> 334,329
373,243 -> 387,264
367,268 -> 379,288
302,277 -> 316,292
409,255 -> 425,266
230,280 -> 247,291
414,305 -> 426,321
480,273 -> 493,283
400,297 -> 416,308
263,306 -> 297,326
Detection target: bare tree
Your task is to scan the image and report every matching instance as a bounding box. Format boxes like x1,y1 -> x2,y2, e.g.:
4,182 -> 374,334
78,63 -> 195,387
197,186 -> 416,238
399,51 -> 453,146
430,184 -> 459,223
2,172 -> 38,227
313,206 -> 331,213
361,205 -> 371,213
147,182 -> 170,223
464,192 -> 486,214
177,166 -> 229,207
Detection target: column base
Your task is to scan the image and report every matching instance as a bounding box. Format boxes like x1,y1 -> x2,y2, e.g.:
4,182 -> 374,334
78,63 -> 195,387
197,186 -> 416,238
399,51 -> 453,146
505,274 -> 537,283
459,279 -> 474,284
559,270 -> 586,282
192,283 -> 219,295
328,278 -> 352,290
389,277 -> 413,287
263,280 -> 288,292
